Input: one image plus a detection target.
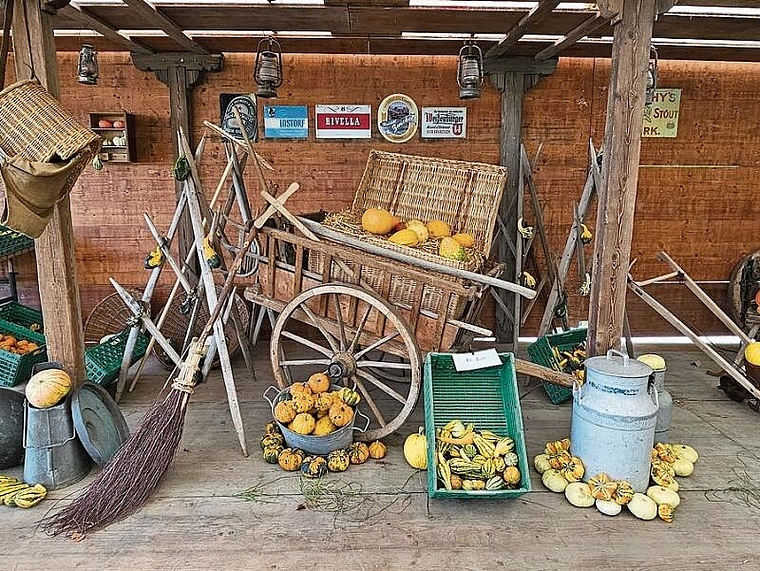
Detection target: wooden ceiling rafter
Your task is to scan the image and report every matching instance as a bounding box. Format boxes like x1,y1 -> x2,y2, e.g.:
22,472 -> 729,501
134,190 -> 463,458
486,0 -> 561,59
121,0 -> 210,54
534,12 -> 610,61
59,4 -> 154,53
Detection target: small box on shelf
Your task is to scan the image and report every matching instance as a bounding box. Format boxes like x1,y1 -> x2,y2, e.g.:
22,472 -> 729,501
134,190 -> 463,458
88,112 -> 136,163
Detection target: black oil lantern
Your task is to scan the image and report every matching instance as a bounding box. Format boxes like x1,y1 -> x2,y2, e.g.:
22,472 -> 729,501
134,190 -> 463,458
254,37 -> 283,99
645,45 -> 658,105
78,44 -> 98,85
457,41 -> 484,100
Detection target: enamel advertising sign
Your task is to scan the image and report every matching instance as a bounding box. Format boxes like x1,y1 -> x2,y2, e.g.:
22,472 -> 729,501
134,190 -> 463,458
315,105 -> 372,139
263,105 -> 308,139
421,107 -> 467,138
642,89 -> 681,138
377,94 -> 418,143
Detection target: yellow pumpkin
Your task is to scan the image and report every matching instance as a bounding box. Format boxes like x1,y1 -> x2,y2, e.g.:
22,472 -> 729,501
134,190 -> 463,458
25,369 -> 72,409
313,415 -> 337,436
406,220 -> 429,243
503,466 -> 521,487
388,228 -> 419,247
314,392 -> 334,414
290,382 -> 312,396
329,402 -> 354,427
368,440 -> 387,459
292,392 -> 315,414
278,448 -> 303,471
347,442 -> 370,464
273,400 -> 297,424
451,233 -> 475,248
439,237 -> 466,261
289,413 -> 316,435
426,220 -> 451,238
306,372 -> 331,394
589,473 -> 618,501
361,208 -> 395,235
403,428 -> 427,469
745,342 -> 760,366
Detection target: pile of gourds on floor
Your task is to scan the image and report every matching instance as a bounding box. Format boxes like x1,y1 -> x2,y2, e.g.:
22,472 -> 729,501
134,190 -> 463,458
535,438 -> 699,522
361,208 -> 476,261
0,476 -> 47,508
260,423 -> 387,478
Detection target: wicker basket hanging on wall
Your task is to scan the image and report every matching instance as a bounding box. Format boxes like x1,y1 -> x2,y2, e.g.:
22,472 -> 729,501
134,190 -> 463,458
0,79 -> 101,238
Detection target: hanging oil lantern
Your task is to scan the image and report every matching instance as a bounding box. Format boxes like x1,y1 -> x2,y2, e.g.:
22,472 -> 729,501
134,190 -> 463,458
457,41 -> 483,100
78,44 -> 98,86
254,37 -> 283,99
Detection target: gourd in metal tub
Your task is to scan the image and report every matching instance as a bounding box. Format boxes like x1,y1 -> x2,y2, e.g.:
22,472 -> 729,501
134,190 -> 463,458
263,379 -> 369,456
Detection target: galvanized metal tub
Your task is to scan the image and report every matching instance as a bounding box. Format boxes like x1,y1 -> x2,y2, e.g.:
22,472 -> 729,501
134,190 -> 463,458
0,386 -> 25,468
570,350 -> 656,492
264,385 -> 369,455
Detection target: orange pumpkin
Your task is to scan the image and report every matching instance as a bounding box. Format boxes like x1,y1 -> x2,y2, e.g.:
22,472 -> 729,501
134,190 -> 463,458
328,402 -> 354,427
306,372 -> 330,394
25,368 -> 72,409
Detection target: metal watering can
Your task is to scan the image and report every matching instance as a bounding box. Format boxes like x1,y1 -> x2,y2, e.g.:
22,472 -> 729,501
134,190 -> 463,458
570,350 -> 656,492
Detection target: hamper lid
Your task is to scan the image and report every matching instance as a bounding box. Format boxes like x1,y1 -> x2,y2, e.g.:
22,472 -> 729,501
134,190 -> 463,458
72,382 -> 129,466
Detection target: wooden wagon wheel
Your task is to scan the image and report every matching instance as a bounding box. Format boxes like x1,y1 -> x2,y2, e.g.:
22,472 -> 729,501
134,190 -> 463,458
270,283 -> 422,442
728,250 -> 760,332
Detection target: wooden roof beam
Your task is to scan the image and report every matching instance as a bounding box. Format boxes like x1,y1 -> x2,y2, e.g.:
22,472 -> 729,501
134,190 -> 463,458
486,0 -> 561,59
121,0 -> 209,54
534,13 -> 609,60
59,4 -> 153,53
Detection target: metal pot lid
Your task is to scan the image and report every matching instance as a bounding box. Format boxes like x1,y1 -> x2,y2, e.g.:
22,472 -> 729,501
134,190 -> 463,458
585,351 -> 653,378
72,382 -> 129,467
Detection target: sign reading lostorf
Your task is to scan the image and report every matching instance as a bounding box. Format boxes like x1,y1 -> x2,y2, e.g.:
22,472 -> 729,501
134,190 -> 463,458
264,105 -> 308,139
377,94 -> 418,143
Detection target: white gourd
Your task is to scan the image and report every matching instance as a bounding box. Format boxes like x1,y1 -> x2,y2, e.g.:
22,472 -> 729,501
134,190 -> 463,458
534,454 -> 552,474
672,444 -> 699,463
647,486 -> 681,508
673,458 -> 694,477
565,482 -> 595,508
596,499 -> 622,516
541,469 -> 568,493
627,493 -> 658,520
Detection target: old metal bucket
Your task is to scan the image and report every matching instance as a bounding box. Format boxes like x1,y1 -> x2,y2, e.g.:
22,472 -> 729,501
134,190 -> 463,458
264,385 -> 370,455
0,386 -> 25,469
23,394 -> 92,489
570,350 -> 656,492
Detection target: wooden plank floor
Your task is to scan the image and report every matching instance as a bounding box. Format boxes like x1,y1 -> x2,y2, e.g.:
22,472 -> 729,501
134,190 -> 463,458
2,343 -> 760,571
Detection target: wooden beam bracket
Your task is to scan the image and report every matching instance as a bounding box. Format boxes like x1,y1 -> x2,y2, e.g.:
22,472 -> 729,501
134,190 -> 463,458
131,52 -> 224,74
484,56 -> 558,76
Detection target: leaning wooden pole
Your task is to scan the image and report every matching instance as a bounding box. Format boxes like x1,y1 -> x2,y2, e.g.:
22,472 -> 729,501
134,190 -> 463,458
12,0 -> 86,383
587,0 -> 657,356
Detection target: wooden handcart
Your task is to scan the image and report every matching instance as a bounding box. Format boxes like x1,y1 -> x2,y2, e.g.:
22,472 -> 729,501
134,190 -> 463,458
244,151 -> 538,441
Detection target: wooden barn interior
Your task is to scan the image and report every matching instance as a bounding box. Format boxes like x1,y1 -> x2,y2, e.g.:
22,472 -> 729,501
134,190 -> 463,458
0,1 -> 759,569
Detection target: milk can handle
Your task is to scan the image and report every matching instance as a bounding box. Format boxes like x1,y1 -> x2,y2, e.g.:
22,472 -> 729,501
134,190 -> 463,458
22,400 -> 77,449
649,384 -> 659,408
572,379 -> 583,403
606,349 -> 630,367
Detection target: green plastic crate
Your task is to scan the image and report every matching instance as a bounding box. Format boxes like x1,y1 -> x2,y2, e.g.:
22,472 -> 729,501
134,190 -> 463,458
526,328 -> 587,405
0,301 -> 43,332
85,329 -> 149,386
0,319 -> 47,387
0,225 -> 34,260
424,352 -> 531,499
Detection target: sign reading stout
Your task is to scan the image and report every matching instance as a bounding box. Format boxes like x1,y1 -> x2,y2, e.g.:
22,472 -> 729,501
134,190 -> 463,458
642,89 -> 681,138
315,105 -> 372,139
421,107 -> 467,139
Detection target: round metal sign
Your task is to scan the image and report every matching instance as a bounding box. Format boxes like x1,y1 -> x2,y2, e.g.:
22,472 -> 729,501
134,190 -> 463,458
377,93 -> 418,143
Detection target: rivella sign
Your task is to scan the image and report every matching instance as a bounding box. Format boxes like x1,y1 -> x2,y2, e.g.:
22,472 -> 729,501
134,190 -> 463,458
315,105 -> 372,139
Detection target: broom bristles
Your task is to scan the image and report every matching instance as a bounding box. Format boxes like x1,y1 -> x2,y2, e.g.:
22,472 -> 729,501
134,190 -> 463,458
42,388 -> 190,538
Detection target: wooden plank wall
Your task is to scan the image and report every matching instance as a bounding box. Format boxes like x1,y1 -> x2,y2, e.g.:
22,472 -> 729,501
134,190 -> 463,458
5,53 -> 759,337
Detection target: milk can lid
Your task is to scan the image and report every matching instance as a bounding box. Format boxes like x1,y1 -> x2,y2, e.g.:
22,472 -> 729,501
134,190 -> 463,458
584,350 -> 653,378
72,382 -> 130,467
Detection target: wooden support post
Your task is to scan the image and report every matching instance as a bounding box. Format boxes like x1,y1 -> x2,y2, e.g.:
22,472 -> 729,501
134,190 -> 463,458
489,60 -> 556,350
12,0 -> 86,383
587,0 -> 657,356
132,53 -> 223,265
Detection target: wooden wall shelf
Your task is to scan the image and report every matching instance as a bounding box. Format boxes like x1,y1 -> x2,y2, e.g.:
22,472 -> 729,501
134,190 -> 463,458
88,112 -> 137,163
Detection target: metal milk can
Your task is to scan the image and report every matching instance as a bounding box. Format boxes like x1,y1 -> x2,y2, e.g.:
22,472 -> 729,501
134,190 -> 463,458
571,350 -> 657,492
637,354 -> 672,444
